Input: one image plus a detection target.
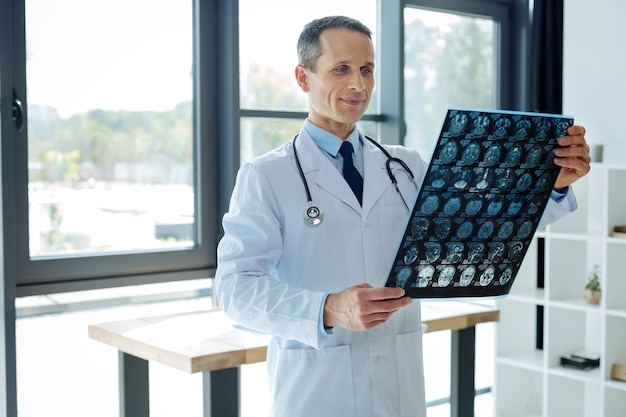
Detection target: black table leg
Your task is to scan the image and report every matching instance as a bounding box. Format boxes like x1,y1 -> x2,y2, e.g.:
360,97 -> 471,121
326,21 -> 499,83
203,367 -> 240,417
119,352 -> 150,417
450,326 -> 476,417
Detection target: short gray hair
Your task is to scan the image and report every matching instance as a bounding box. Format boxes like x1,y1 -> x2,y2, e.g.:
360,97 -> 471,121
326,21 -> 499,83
297,16 -> 372,72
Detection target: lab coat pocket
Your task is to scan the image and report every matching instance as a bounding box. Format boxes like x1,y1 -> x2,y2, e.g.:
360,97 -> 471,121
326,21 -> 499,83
273,344 -> 356,417
396,331 -> 427,417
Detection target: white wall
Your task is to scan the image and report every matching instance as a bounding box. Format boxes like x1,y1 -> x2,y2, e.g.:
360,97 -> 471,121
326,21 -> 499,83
563,0 -> 626,163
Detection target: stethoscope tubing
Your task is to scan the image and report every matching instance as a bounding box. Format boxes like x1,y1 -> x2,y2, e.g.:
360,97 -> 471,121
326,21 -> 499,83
293,133 -> 418,226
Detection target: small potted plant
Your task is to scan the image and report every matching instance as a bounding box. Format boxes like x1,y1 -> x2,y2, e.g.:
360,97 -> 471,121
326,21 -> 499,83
584,265 -> 601,305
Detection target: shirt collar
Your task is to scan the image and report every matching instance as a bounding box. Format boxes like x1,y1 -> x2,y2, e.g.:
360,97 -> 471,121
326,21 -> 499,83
303,119 -> 362,158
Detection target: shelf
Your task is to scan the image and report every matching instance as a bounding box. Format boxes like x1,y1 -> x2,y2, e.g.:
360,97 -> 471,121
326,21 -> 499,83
605,379 -> 626,392
506,288 -> 545,305
497,351 -> 544,371
605,308 -> 626,319
547,366 -> 602,383
496,164 -> 626,417
544,231 -> 606,241
548,299 -> 603,312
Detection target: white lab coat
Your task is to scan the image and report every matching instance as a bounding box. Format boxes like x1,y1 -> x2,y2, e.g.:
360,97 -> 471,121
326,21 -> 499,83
215,126 -> 576,417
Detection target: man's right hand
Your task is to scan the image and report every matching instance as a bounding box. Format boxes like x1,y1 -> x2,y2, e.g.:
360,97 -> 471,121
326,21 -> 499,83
323,283 -> 413,331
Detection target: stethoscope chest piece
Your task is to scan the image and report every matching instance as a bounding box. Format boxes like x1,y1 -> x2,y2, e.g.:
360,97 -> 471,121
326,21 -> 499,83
303,204 -> 324,227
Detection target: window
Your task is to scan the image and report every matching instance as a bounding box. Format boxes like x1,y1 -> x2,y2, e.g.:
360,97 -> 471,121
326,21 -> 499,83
238,0 -> 378,161
402,1 -> 522,414
11,0 -> 217,294
404,7 -> 497,159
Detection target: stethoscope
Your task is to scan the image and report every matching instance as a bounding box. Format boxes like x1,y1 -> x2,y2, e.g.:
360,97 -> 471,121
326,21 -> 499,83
293,133 -> 419,227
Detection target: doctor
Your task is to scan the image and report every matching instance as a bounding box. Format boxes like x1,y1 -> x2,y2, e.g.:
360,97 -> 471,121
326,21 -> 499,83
216,15 -> 590,417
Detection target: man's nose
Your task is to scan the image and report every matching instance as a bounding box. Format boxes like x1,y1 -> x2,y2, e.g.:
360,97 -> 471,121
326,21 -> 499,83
348,72 -> 366,90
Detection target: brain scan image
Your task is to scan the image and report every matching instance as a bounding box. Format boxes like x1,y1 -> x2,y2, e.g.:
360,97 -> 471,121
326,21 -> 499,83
403,246 -> 419,265
515,173 -> 533,192
535,173 -> 551,192
425,242 -> 442,263
461,142 -> 481,164
421,195 -> 439,215
465,199 -> 482,216
440,141 -> 459,164
499,267 -> 513,285
504,146 -> 522,166
444,197 -> 462,216
456,221 -> 474,239
416,265 -> 435,287
449,113 -> 468,136
446,242 -> 464,263
487,198 -> 503,216
411,218 -> 429,240
535,118 -> 551,140
395,267 -> 413,287
386,109 -> 573,298
430,169 -> 449,189
525,146 -> 542,166
507,200 -> 523,216
459,266 -> 476,287
471,115 -> 490,137
488,242 -> 505,263
494,117 -> 511,139
438,266 -> 456,287
496,169 -> 514,190
508,241 -> 524,262
517,221 -> 533,239
484,145 -> 501,166
467,242 -> 485,263
479,266 -> 495,286
478,221 -> 494,239
453,169 -> 474,189
433,218 -> 451,240
556,121 -> 569,137
498,221 -> 514,239
514,119 -> 531,139
527,201 -> 540,215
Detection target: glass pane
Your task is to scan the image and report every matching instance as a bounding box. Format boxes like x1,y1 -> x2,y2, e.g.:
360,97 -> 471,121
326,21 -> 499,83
26,0 -> 194,257
404,8 -> 497,160
239,0 -> 377,113
404,8 -> 498,410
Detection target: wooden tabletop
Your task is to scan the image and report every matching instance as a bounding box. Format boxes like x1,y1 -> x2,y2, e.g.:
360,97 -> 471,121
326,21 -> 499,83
88,301 -> 498,374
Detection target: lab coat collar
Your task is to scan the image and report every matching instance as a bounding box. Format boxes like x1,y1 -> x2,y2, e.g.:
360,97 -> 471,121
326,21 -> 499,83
295,127 -> 392,216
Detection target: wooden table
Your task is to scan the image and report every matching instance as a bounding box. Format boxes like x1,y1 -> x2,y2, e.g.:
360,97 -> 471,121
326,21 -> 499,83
88,301 -> 499,417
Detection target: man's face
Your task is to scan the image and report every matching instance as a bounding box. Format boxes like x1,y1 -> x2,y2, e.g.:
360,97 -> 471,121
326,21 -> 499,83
296,28 -> 375,137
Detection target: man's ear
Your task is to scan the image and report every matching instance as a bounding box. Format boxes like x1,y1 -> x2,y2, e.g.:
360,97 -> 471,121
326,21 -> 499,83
295,64 -> 310,92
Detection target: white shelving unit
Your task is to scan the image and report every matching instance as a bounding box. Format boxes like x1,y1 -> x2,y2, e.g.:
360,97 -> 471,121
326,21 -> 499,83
495,164 -> 626,417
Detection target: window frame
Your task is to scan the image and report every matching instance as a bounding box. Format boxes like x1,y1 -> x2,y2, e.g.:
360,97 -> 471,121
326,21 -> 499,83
7,0 -> 221,296
399,0 -> 531,112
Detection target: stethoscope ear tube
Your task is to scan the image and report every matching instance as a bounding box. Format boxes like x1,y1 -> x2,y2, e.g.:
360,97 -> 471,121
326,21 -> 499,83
293,133 -> 418,227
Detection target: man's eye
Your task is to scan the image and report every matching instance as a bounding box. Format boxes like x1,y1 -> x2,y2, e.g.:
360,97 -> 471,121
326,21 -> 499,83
361,67 -> 373,75
335,66 -> 348,73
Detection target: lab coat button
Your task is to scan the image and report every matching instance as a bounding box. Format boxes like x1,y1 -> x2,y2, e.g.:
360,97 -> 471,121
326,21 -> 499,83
372,354 -> 382,362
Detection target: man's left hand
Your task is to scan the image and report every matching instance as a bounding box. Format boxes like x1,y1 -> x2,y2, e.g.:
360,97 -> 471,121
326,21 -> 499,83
553,125 -> 591,191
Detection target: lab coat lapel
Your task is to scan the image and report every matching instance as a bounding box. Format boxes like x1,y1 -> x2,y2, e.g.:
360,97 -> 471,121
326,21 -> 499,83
361,139 -> 392,218
296,130 -> 362,211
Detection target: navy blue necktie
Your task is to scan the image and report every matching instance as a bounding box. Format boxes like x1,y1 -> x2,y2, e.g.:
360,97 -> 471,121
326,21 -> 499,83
339,141 -> 363,205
